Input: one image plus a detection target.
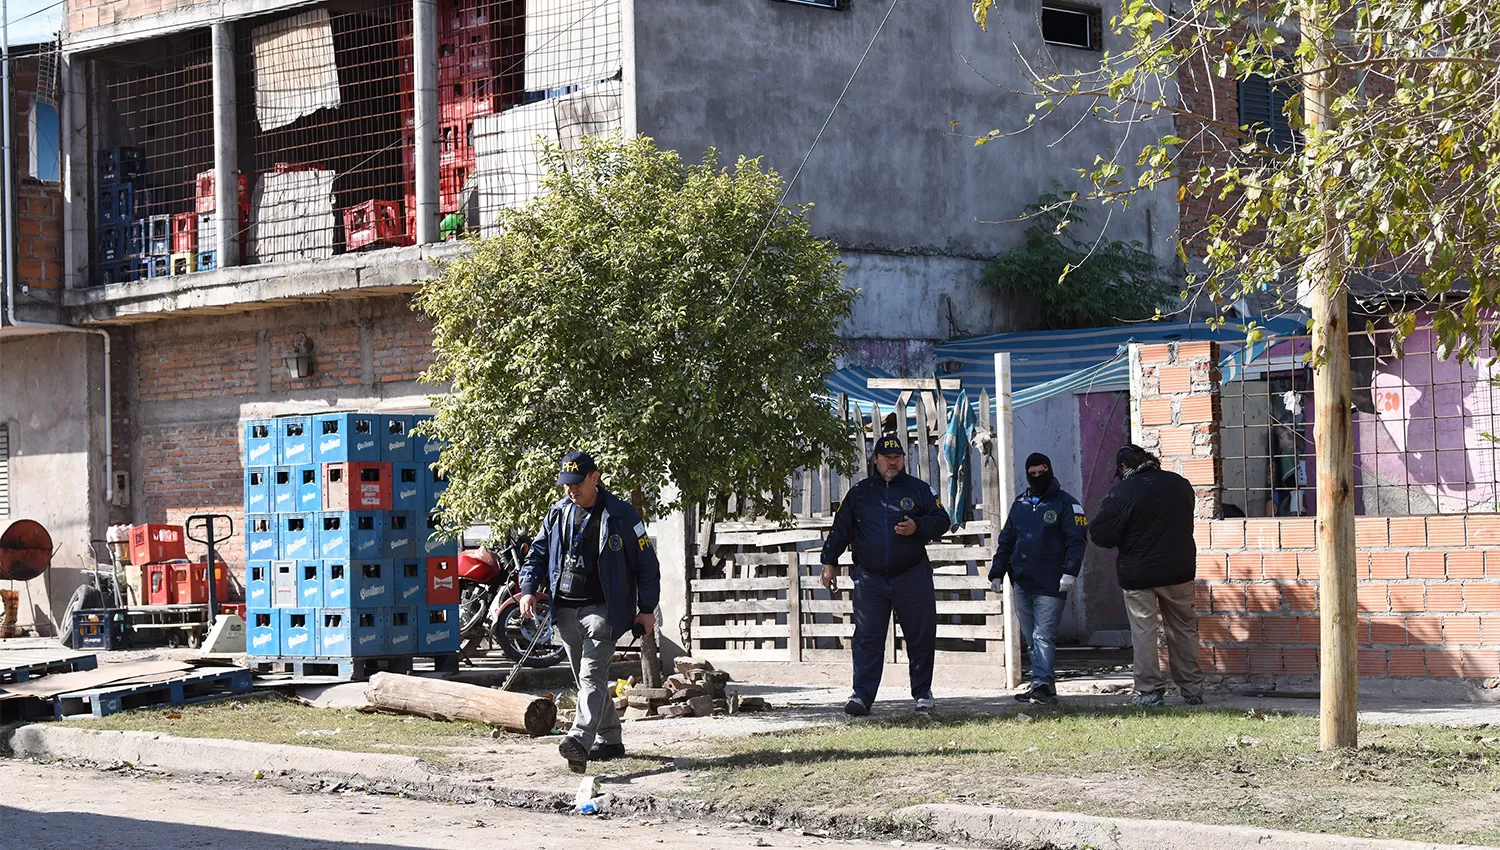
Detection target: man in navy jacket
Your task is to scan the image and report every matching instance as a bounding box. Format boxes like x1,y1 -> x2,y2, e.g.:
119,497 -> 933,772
989,452 -> 1088,705
521,450 -> 660,772
821,435 -> 952,715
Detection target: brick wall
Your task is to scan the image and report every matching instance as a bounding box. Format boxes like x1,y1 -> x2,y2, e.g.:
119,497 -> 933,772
6,54 -> 62,290
66,0 -> 215,34
1132,340 -> 1222,518
1194,516 -> 1500,680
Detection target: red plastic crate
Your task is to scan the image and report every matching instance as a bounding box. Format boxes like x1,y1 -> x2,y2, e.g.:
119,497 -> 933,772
171,213 -> 198,254
142,563 -> 174,605
322,462 -> 393,511
343,199 -> 410,250
195,171 -> 250,214
427,556 -> 459,605
128,523 -> 186,566
170,562 -> 231,605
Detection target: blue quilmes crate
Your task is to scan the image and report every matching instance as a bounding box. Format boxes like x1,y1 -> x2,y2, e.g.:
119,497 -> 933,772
319,609 -> 385,657
278,513 -> 315,560
277,416 -> 312,466
423,464 -> 450,508
271,466 -> 298,513
313,413 -> 382,464
127,219 -> 147,256
99,225 -> 125,262
420,513 -> 458,557
196,250 -> 217,271
146,254 -> 170,279
245,514 -> 278,561
392,464 -> 422,512
244,468 -> 271,514
246,561 -> 272,608
393,559 -> 426,607
246,609 -> 281,656
381,512 -> 418,560
418,604 -> 460,653
244,419 -> 278,467
97,146 -> 143,184
279,608 -> 318,656
385,606 -> 417,654
351,559 -> 394,609
296,465 -> 322,512
322,560 -> 352,608
317,511 -> 383,560
297,560 -> 324,608
381,415 -> 414,462
415,423 -> 446,468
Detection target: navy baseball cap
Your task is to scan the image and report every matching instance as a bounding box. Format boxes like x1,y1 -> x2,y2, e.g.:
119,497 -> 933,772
557,450 -> 597,484
874,436 -> 906,455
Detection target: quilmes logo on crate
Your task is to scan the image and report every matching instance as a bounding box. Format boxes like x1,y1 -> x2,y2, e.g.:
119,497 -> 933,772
251,631 -> 275,650
398,483 -> 419,503
324,631 -> 346,646
427,627 -> 452,644
400,582 -> 423,602
248,442 -> 273,464
286,631 -> 311,651
359,584 -> 386,601
284,440 -> 309,461
390,631 -> 411,647
250,537 -> 275,556
285,536 -> 310,556
387,532 -> 410,552
327,584 -> 347,603
358,632 -> 380,649
356,437 -> 377,454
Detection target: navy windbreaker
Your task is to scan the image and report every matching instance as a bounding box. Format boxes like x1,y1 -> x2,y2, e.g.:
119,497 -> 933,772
821,472 -> 952,575
987,479 -> 1088,598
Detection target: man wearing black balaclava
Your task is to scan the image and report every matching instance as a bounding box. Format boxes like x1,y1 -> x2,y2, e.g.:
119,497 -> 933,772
987,452 -> 1088,705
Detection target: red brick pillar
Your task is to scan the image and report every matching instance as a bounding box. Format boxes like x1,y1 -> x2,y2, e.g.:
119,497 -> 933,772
1129,341 -> 1222,519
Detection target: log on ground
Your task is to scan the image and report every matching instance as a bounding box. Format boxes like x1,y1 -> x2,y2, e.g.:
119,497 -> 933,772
365,672 -> 556,737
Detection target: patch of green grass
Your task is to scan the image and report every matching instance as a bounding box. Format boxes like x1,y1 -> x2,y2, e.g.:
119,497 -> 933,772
54,693 -> 492,765
683,706 -> 1500,844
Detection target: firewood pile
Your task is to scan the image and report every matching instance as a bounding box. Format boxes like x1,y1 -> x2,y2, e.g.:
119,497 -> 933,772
610,656 -> 769,719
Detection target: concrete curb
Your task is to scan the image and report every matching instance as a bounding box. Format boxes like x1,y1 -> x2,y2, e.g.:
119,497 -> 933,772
895,803 -> 1487,850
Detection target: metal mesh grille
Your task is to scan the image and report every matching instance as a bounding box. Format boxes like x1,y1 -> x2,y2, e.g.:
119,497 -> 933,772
1219,326 -> 1500,517
0,424 -> 9,517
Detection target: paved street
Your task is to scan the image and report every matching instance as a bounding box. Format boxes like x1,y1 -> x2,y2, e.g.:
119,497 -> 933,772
0,760 -> 944,850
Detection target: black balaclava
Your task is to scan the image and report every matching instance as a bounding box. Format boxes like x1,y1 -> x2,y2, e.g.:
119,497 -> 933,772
1025,452 -> 1054,494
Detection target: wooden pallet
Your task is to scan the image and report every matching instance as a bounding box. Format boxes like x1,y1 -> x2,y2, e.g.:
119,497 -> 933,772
0,652 -> 98,684
249,653 -> 460,682
53,667 -> 254,719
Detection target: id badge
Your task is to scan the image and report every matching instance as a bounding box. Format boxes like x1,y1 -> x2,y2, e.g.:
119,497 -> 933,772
558,553 -> 586,595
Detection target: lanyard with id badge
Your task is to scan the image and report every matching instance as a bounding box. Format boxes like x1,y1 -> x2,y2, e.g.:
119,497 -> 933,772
557,503 -> 593,597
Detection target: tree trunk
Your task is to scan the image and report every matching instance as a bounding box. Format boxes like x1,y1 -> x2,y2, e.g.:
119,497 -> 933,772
1301,1 -> 1358,751
629,485 -> 664,688
365,672 -> 556,737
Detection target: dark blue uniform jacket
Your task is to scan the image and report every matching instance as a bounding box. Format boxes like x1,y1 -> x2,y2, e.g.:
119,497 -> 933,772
987,479 -> 1088,598
822,472 -> 952,575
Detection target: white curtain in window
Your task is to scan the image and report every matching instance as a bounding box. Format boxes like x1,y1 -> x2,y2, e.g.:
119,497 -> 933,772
252,9 -> 342,132
524,0 -> 622,91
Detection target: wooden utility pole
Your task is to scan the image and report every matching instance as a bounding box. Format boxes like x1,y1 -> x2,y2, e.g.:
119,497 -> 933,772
1302,1 -> 1358,750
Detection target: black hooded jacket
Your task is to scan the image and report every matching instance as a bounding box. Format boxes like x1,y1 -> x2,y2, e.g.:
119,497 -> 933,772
1088,466 -> 1197,590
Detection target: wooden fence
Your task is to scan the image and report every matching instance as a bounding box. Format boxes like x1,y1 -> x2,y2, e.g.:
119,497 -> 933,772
687,380 -> 1020,680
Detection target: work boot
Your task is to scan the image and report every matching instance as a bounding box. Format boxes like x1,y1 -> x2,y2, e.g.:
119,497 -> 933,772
559,736 -> 589,773
589,742 -> 626,761
1027,682 -> 1058,706
844,695 -> 870,716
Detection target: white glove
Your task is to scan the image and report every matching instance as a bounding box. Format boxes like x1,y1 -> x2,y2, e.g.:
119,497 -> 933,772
990,578 -> 1004,594
1059,574 -> 1077,593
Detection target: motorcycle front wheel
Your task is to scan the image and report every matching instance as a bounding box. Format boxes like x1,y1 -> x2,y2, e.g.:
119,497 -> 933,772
492,599 -> 567,668
458,579 -> 492,638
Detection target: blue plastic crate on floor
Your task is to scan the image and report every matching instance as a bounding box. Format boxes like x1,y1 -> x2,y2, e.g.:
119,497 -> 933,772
278,513 -> 315,560
349,559 -> 395,608
392,464 -> 422,512
146,254 -> 170,279
393,559 -> 425,607
279,608 -> 318,656
313,413 -> 382,464
420,513 -> 458,557
245,514 -> 278,561
318,608 -> 385,657
246,609 -> 280,655
98,225 -> 125,263
322,560 -> 352,608
381,415 -> 414,462
244,467 -> 270,514
297,560 -> 324,608
276,416 -> 312,465
385,606 -> 416,653
296,465 -> 322,512
196,249 -> 217,271
418,604 -> 460,653
244,419 -> 278,466
246,560 -> 271,608
381,512 -> 418,560
317,511 -> 383,560
271,466 -> 297,513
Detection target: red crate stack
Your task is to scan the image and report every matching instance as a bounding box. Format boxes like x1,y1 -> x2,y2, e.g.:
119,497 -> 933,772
323,462 -> 393,511
193,170 -> 251,256
343,199 -> 411,251
171,562 -> 231,605
129,523 -> 186,566
142,563 -> 174,606
171,213 -> 198,253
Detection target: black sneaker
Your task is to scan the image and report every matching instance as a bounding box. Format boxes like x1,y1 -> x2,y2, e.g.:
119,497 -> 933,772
1013,685 -> 1036,703
558,736 -> 589,773
844,695 -> 870,716
589,742 -> 626,761
1183,694 -> 1204,706
1028,683 -> 1058,706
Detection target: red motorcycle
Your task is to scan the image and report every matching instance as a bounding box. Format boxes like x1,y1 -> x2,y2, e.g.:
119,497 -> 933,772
457,535 -> 566,668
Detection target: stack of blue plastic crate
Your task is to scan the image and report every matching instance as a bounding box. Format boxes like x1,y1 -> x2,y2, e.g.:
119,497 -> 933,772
242,412 -> 460,670
97,147 -> 147,286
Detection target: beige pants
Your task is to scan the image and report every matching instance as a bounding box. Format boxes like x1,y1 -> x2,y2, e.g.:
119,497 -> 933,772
1122,581 -> 1204,698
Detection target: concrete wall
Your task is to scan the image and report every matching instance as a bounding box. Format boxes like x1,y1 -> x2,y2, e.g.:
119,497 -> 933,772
0,331 -> 106,633
632,0 -> 1178,349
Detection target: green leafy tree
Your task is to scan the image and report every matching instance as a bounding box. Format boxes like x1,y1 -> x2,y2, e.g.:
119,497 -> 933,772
414,135 -> 857,533
981,194 -> 1176,329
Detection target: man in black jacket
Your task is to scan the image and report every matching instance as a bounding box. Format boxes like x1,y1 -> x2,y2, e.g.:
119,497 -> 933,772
1088,444 -> 1205,707
989,452 -> 1088,705
821,435 -> 952,715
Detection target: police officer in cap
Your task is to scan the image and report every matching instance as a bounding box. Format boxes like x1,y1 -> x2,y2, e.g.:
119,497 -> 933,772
821,435 -> 952,715
520,450 -> 661,772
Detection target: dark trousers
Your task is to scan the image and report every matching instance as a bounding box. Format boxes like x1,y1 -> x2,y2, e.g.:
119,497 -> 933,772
850,565 -> 936,704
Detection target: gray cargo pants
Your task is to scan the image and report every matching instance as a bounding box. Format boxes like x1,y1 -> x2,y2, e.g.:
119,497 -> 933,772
555,603 -> 622,749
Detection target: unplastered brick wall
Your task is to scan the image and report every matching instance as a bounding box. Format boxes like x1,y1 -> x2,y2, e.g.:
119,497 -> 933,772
66,0 -> 215,35
1193,516 -> 1500,680
1131,340 -> 1222,518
